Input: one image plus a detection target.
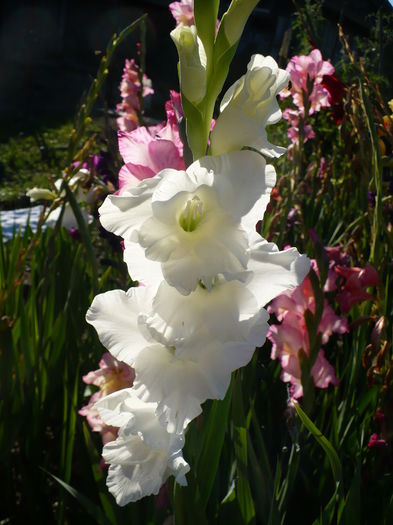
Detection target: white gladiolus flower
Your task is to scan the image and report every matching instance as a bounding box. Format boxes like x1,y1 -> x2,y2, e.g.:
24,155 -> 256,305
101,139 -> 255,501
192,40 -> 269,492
143,278 -> 268,351
95,389 -> 189,505
123,237 -> 309,353
45,203 -> 91,230
26,187 -> 57,201
83,23 -> 309,505
210,54 -> 289,157
170,24 -> 207,104
87,235 -> 310,434
27,169 -> 93,230
87,285 -> 267,433
99,150 -> 275,295
26,169 -> 89,203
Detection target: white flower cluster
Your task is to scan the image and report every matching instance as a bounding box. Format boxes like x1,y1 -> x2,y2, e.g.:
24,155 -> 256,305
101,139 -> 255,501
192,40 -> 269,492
87,55 -> 310,506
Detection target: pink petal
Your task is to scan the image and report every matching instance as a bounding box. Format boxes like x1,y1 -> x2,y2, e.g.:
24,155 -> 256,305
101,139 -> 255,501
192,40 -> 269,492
311,350 -> 339,389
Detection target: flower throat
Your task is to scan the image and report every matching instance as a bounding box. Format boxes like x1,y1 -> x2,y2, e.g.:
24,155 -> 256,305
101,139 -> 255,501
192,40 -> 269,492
179,196 -> 204,232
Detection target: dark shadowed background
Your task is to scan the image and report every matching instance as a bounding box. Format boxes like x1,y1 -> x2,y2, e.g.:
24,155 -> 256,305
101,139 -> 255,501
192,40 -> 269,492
1,0 -> 392,134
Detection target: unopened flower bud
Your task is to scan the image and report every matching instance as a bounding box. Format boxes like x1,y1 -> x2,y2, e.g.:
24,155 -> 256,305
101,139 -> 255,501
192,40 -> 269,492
371,316 -> 386,351
170,25 -> 206,104
26,187 -> 57,202
221,0 -> 259,47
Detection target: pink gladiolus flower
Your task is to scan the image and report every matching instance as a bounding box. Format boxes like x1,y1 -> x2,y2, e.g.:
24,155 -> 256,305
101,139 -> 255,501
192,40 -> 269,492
117,92 -> 185,190
367,411 -> 388,448
282,108 -> 315,144
321,245 -> 351,292
165,90 -> 184,128
368,433 -> 387,448
118,127 -> 184,186
325,246 -> 350,266
79,353 -> 135,443
281,49 -> 334,115
281,50 -> 336,146
335,264 -> 379,313
116,58 -> 154,132
267,265 -> 347,399
323,246 -> 378,312
169,0 -> 194,26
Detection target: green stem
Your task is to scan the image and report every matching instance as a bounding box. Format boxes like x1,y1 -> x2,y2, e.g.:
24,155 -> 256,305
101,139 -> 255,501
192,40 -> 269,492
359,80 -> 383,265
67,14 -> 147,164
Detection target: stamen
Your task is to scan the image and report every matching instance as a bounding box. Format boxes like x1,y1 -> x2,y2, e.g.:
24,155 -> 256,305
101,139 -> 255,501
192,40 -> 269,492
179,196 -> 204,232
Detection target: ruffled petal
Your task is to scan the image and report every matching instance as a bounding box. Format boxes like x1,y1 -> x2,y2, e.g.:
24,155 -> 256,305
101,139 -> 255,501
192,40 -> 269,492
246,236 -> 311,308
99,175 -> 161,241
86,288 -> 154,363
97,390 -> 189,505
210,54 -> 288,156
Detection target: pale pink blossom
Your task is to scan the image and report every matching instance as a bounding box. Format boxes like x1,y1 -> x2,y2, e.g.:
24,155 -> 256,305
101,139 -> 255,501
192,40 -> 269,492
282,108 -> 315,144
311,349 -> 339,389
117,92 -> 185,190
118,126 -> 184,187
116,58 -> 154,132
169,0 -> 194,26
165,90 -> 184,128
281,50 -> 335,145
79,353 -> 135,443
267,265 -> 347,399
281,49 -> 334,115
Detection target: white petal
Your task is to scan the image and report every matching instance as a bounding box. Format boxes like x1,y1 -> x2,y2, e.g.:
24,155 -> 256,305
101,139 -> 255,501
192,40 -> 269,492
86,288 -> 154,364
105,454 -> 167,505
241,164 -> 276,233
246,236 -> 311,308
95,388 -> 136,428
99,175 -> 161,241
145,278 -> 269,350
132,345 -> 212,434
123,241 -> 163,288
193,150 -> 269,221
166,453 -> 190,486
220,77 -> 244,112
152,167 -> 212,209
210,105 -> 261,156
158,214 -> 249,294
210,54 -> 288,156
197,340 -> 261,398
211,106 -> 287,158
99,391 -> 189,505
96,389 -> 169,450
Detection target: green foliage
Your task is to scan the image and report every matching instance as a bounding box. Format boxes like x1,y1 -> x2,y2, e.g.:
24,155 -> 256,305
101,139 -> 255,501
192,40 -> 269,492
350,11 -> 393,89
0,225 -> 98,522
0,121 -> 73,209
291,0 -> 325,54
